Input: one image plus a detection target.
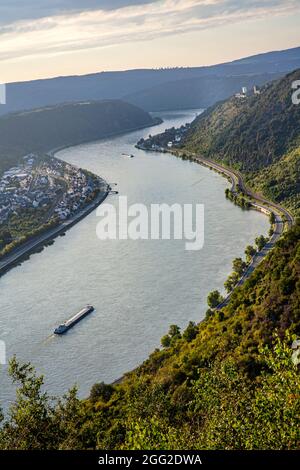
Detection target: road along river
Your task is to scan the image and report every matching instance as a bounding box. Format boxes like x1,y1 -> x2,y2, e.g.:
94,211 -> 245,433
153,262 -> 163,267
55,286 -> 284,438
0,109 -> 269,409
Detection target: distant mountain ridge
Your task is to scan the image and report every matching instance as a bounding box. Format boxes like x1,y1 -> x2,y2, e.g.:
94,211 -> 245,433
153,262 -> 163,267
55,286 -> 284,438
1,46 -> 300,115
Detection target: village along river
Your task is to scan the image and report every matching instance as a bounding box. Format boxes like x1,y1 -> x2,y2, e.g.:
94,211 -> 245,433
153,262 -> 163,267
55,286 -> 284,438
0,109 -> 269,408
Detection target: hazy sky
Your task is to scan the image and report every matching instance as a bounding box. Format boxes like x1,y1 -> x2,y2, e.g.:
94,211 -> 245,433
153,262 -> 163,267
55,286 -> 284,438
0,0 -> 300,83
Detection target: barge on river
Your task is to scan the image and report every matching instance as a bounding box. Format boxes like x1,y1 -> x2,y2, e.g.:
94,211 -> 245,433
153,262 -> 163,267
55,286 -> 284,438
54,305 -> 94,334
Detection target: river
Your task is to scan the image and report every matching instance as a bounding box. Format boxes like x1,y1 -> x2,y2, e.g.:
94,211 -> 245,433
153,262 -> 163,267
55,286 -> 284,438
0,109 -> 269,409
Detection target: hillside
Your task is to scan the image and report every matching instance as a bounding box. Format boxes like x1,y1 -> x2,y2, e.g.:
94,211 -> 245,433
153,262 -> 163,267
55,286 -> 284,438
1,46 -> 300,115
184,69 -> 300,215
124,72 -> 282,111
1,221 -> 299,449
0,100 -> 159,174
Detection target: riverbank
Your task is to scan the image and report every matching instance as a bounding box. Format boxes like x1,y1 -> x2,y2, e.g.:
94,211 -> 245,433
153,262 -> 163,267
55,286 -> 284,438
0,118 -> 165,278
185,153 -> 294,226
0,185 -> 110,277
137,144 -> 295,301
46,118 -> 163,159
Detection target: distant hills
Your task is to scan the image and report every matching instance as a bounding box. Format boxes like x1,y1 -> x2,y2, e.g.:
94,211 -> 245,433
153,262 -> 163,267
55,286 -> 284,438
0,100 -> 160,173
183,69 -> 300,216
124,72 -> 283,111
1,46 -> 300,115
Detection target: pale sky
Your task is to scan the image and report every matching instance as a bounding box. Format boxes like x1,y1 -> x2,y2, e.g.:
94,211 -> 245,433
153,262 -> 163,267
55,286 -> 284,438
0,0 -> 300,83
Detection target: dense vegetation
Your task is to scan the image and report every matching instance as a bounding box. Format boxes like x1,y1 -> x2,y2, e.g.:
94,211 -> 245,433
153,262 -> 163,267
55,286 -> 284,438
184,69 -> 300,215
0,100 -> 159,174
0,212 -> 59,259
1,221 -> 299,449
248,146 -> 300,216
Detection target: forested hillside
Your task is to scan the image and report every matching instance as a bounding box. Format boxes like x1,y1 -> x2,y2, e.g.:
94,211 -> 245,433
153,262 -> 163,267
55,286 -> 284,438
184,69 -> 300,215
0,100 -> 159,174
1,221 -> 299,449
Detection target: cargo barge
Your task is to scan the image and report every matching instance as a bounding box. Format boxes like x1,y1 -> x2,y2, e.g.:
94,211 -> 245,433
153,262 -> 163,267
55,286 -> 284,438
54,305 -> 94,334
122,153 -> 134,158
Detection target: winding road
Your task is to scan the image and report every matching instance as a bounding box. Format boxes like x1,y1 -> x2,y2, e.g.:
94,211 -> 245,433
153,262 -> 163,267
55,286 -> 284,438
186,153 -> 295,308
192,155 -> 294,227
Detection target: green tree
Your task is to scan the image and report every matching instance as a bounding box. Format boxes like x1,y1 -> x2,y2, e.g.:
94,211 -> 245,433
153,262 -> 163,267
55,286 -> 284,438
182,321 -> 198,342
161,334 -> 171,348
232,257 -> 246,276
245,245 -> 256,263
89,382 -> 114,403
168,324 -> 181,338
0,357 -> 85,450
161,325 -> 181,348
0,357 -> 56,449
205,308 -> 214,320
207,290 -> 224,308
255,235 -> 267,251
269,212 -> 276,225
224,272 -> 239,293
